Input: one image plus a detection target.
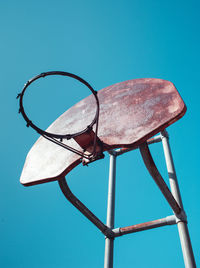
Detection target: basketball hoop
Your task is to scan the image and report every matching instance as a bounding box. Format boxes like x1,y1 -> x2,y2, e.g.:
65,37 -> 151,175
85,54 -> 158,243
17,71 -> 101,160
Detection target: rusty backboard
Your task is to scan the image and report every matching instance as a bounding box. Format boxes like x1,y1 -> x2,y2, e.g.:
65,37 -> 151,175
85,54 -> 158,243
20,78 -> 186,186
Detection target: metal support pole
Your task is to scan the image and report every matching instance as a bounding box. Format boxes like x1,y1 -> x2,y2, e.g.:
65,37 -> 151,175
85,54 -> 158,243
161,130 -> 196,268
104,151 -> 117,268
112,215 -> 177,237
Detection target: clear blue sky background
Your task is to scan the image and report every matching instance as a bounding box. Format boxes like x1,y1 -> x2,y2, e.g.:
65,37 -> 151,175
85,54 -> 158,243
1,1 -> 199,267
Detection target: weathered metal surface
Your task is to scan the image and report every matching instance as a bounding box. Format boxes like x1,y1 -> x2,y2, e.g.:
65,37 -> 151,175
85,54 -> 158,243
20,78 -> 186,186
114,217 -> 176,237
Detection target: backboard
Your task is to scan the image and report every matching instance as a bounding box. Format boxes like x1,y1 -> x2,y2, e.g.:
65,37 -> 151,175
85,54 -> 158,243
20,78 -> 186,186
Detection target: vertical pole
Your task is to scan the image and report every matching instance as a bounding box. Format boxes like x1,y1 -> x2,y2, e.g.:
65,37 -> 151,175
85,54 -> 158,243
161,130 -> 196,268
104,152 -> 117,268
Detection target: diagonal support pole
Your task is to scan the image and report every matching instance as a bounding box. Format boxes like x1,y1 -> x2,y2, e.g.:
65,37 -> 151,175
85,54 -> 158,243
58,177 -> 114,238
139,142 -> 182,215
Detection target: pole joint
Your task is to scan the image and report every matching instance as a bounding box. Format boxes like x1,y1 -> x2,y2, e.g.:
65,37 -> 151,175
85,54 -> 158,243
175,210 -> 187,224
108,149 -> 118,156
161,129 -> 169,139
103,228 -> 115,239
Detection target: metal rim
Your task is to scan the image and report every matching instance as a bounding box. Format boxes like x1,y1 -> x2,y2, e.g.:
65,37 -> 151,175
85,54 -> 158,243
18,71 -> 99,140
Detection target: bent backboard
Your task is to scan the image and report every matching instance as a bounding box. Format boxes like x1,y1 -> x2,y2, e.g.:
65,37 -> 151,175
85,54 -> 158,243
20,78 -> 186,186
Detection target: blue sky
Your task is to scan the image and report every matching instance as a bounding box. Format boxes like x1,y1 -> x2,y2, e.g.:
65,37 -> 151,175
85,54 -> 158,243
1,1 -> 199,267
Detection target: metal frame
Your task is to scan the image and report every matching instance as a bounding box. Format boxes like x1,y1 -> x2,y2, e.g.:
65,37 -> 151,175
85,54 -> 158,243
58,129 -> 196,268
